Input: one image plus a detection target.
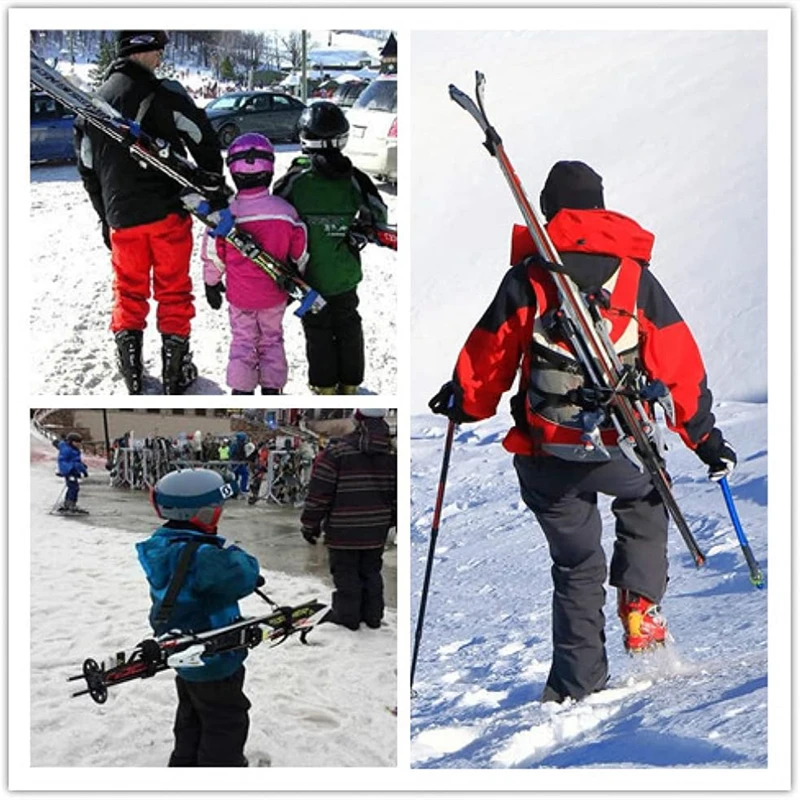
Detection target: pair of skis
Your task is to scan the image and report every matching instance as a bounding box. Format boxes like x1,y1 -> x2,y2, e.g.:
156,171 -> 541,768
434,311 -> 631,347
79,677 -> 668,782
68,599 -> 328,704
448,72 -> 764,588
29,53 -> 324,317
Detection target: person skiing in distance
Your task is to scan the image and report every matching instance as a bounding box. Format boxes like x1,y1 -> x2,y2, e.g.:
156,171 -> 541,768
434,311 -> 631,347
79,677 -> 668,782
273,102 -> 388,395
201,133 -> 308,395
74,30 -> 225,395
429,161 -> 737,704
56,432 -> 89,514
301,409 -> 397,629
136,469 -> 261,767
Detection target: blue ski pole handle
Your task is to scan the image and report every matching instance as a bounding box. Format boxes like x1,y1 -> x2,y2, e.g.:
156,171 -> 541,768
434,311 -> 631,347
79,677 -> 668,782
293,288 -> 323,318
719,477 -> 765,589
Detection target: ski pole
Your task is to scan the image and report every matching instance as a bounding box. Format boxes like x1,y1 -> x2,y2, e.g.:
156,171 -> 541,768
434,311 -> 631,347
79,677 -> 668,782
718,477 -> 765,589
411,419 -> 456,694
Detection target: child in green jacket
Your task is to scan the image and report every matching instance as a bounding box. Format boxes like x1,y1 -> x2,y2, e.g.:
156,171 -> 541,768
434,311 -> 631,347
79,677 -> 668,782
274,102 -> 388,395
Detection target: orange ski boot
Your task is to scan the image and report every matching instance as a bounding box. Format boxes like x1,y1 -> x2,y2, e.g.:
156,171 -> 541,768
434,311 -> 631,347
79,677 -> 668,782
617,589 -> 668,653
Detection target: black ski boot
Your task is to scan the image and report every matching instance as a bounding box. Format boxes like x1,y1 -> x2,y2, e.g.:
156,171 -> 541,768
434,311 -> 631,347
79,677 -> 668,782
261,388 -> 281,395
161,334 -> 198,395
231,389 -> 255,395
114,330 -> 144,395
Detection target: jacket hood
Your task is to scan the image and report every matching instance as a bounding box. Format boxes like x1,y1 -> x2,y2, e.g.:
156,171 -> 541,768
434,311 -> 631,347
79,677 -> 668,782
346,417 -> 392,454
510,210 -> 655,267
136,527 -> 223,590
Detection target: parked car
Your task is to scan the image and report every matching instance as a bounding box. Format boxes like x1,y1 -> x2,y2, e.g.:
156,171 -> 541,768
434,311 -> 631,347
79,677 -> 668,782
31,91 -> 76,163
344,75 -> 397,184
331,80 -> 369,109
204,91 -> 306,148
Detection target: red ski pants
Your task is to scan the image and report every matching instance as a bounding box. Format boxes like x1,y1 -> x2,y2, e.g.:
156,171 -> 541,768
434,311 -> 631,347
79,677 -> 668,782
109,213 -> 195,337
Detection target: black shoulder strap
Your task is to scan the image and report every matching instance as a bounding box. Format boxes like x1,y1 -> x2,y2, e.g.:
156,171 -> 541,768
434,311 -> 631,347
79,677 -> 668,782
153,540 -> 201,629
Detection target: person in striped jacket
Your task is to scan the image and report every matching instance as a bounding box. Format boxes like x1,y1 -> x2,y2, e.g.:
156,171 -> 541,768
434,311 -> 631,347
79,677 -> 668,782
430,161 -> 736,704
201,133 -> 307,395
301,409 -> 397,630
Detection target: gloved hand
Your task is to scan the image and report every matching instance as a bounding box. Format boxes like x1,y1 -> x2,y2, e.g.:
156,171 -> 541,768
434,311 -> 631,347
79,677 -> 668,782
255,574 -> 266,588
205,281 -> 226,310
695,428 -> 737,481
428,381 -> 477,424
101,220 -> 112,250
302,527 -> 320,545
181,190 -> 235,238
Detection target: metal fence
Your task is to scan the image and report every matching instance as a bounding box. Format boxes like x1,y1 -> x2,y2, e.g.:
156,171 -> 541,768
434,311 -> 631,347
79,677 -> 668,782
107,441 -> 314,507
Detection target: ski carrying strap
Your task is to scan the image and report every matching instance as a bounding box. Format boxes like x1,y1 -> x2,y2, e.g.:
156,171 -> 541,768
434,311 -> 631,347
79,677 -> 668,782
153,540 -> 201,629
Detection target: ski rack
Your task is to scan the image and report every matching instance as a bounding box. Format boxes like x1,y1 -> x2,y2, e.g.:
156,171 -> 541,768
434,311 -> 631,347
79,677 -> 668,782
29,52 -> 325,318
449,71 -> 705,567
67,599 -> 328,704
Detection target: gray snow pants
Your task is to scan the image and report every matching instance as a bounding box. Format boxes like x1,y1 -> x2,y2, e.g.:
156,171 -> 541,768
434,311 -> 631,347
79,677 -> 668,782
513,454 -> 669,703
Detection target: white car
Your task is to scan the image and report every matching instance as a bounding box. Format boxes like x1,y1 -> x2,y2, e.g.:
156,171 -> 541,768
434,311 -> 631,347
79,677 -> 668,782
344,75 -> 397,184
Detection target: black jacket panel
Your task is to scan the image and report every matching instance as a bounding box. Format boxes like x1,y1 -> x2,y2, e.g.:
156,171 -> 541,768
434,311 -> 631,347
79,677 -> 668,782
75,59 -> 222,229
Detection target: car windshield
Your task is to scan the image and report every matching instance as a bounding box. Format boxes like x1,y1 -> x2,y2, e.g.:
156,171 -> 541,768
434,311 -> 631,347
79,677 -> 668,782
207,95 -> 248,111
352,79 -> 396,113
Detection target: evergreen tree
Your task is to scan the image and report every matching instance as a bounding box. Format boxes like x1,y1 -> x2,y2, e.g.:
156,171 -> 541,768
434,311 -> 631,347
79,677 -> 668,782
219,54 -> 236,81
88,40 -> 116,87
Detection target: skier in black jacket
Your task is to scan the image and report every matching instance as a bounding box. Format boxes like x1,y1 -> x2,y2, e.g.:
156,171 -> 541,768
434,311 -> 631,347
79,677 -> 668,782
75,31 -> 224,395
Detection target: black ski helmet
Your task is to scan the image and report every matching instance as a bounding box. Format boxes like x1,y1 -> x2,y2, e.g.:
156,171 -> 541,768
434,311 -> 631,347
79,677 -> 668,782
151,468 -> 237,533
539,161 -> 605,221
66,431 -> 83,444
117,31 -> 170,59
297,101 -> 349,152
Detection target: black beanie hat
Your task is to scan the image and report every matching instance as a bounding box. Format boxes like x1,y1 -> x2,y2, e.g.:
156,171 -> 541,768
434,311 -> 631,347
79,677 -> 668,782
540,161 -> 605,221
117,31 -> 169,58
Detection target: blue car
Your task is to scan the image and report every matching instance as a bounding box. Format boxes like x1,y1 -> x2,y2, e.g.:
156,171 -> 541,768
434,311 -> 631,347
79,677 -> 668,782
31,91 -> 76,163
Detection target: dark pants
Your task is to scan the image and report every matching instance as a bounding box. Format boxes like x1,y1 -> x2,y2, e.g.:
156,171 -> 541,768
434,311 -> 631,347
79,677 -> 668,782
168,666 -> 250,767
327,547 -> 384,630
301,288 -> 364,388
513,454 -> 669,703
65,473 -> 80,502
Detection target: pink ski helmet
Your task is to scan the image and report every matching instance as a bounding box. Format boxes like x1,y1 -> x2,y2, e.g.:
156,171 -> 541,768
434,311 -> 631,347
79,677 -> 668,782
226,132 -> 275,189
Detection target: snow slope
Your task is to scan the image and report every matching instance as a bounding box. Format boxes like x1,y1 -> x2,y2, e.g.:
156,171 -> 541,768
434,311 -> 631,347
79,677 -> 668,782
410,406 -> 767,770
408,24 -> 786,781
28,433 -> 396,769
410,29 -> 768,411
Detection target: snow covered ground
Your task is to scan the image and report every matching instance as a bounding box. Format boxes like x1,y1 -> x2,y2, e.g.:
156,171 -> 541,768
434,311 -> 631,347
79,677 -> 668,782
408,21 -> 788,784
29,155 -> 396,396
410,406 -> 767,770
28,431 -> 396,770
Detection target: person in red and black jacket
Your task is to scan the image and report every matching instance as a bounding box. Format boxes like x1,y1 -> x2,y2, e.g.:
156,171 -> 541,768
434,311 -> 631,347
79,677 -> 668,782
75,31 -> 224,395
301,409 -> 397,630
429,161 -> 736,704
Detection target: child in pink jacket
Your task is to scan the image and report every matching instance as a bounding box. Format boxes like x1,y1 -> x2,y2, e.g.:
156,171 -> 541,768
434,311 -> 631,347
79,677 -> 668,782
202,133 -> 308,394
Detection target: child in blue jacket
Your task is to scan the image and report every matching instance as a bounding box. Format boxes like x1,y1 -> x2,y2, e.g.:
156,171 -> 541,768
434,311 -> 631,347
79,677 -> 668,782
136,468 -> 261,767
56,432 -> 89,514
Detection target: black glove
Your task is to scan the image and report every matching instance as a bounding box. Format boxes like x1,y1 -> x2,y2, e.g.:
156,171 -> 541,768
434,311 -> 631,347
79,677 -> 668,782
205,282 -> 225,310
101,220 -> 111,250
428,381 -> 477,424
255,574 -> 266,588
695,428 -> 737,481
302,527 -> 320,545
